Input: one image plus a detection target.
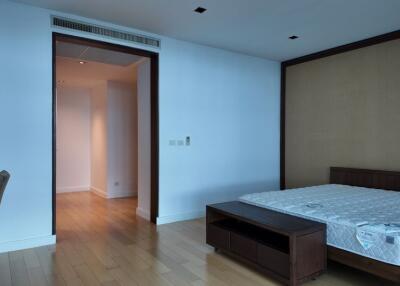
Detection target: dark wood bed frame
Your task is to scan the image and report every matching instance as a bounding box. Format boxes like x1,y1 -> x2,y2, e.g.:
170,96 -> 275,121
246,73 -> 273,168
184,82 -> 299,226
329,167 -> 400,282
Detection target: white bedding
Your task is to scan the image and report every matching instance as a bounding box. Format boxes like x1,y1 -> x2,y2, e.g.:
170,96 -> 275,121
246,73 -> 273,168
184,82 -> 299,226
239,184 -> 400,266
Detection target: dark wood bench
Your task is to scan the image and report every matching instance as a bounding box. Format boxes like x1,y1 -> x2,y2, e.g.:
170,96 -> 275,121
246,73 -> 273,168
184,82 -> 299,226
206,201 -> 326,286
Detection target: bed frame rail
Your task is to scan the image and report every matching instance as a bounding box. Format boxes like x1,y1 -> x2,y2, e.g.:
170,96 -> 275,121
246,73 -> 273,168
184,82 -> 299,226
328,166 -> 400,283
330,167 -> 400,191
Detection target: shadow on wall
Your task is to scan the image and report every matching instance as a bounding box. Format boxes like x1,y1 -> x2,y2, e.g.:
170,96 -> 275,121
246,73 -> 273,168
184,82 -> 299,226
168,180 -> 280,212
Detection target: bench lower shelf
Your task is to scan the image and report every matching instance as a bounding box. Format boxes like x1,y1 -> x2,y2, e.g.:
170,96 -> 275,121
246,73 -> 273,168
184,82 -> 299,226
206,202 -> 327,286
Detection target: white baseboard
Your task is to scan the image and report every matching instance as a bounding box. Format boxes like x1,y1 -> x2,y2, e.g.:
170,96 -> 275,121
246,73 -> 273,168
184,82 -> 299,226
136,207 -> 150,220
91,186 -> 107,198
156,210 -> 205,225
91,187 -> 137,199
0,235 -> 56,254
57,186 -> 90,193
108,189 -> 137,199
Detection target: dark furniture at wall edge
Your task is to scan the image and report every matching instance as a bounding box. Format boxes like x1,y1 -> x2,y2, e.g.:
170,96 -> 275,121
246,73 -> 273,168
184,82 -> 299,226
206,201 -> 326,286
0,170 -> 10,205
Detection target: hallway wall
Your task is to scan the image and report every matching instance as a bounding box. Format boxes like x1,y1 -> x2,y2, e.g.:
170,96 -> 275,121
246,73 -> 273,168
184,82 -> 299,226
106,81 -> 138,198
90,80 -> 138,198
56,81 -> 138,199
56,86 -> 91,193
90,82 -> 108,196
137,59 -> 151,220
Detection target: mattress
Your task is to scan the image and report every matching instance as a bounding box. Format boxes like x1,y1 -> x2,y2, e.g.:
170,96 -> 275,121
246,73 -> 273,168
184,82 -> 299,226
239,184 -> 400,266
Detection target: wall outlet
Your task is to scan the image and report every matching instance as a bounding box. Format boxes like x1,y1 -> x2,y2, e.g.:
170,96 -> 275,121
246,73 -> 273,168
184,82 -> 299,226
185,136 -> 191,146
177,140 -> 184,146
114,181 -> 119,186
169,140 -> 176,146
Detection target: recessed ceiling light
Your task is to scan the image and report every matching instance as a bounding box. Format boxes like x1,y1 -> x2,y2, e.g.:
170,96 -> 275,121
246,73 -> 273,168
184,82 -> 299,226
79,61 -> 86,64
289,35 -> 299,40
194,7 -> 207,14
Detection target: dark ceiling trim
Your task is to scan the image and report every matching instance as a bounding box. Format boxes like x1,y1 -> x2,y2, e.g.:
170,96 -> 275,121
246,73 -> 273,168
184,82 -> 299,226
280,29 -> 400,190
283,29 -> 400,67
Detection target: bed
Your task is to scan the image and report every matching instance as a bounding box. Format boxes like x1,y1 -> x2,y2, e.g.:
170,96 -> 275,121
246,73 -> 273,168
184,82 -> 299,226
239,167 -> 400,282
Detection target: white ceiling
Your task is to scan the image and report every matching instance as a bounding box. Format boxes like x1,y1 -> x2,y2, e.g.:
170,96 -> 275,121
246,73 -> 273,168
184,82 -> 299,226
56,57 -> 141,88
14,0 -> 400,61
56,41 -> 143,66
56,41 -> 144,88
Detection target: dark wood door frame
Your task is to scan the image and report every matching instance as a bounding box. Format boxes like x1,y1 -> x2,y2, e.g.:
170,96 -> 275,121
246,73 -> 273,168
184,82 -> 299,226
280,29 -> 400,190
52,32 -> 159,234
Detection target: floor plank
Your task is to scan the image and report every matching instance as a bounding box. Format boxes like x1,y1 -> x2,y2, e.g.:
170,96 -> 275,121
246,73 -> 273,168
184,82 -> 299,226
9,251 -> 31,286
0,253 -> 12,286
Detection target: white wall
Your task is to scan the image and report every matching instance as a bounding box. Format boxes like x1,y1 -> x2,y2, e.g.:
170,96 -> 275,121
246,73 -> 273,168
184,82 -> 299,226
107,81 -> 138,198
90,82 -> 108,197
157,39 -> 280,224
0,0 -> 55,251
56,87 -> 91,193
0,0 -> 280,251
90,81 -> 137,199
137,59 -> 151,220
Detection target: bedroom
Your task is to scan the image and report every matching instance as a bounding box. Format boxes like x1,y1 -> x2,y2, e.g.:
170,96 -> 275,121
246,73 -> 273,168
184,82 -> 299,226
0,1 -> 400,285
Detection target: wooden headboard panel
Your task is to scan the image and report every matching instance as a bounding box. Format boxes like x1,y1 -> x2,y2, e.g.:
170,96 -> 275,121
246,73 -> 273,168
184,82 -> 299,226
330,167 -> 400,191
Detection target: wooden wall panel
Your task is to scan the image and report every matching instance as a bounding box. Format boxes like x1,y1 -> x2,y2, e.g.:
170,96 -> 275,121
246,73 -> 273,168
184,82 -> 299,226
285,39 -> 400,188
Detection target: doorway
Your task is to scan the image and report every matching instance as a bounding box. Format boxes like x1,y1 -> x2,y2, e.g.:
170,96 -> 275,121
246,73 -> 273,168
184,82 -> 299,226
52,33 -> 159,235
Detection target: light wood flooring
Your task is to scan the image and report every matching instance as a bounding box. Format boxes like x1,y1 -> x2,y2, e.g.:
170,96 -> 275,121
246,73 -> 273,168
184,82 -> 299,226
0,192 -> 396,286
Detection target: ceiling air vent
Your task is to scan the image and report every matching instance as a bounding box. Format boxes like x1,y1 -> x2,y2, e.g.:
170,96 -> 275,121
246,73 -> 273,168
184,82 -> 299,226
51,16 -> 161,48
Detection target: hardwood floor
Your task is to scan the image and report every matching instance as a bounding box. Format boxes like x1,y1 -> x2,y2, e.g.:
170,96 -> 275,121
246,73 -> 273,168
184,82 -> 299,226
0,192 -> 396,285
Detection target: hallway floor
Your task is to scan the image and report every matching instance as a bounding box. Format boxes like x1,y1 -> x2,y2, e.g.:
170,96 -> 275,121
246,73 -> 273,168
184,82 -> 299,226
0,192 -> 395,286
